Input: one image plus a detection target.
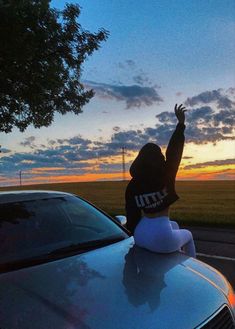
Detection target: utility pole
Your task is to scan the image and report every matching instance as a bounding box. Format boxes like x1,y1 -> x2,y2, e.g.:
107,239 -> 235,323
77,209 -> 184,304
19,170 -> 22,186
122,147 -> 126,181
96,152 -> 99,173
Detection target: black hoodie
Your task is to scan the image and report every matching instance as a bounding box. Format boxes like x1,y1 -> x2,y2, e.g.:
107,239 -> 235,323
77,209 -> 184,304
125,123 -> 185,233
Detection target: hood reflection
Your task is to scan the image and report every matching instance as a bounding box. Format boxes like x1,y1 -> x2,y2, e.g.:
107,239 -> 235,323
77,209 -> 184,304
123,246 -> 188,312
1,256 -> 106,329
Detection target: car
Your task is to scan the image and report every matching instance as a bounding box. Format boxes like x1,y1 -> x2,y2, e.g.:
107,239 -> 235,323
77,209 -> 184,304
0,190 -> 234,329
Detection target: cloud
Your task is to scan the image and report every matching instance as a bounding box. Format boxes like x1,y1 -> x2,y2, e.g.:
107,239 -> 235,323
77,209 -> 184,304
85,60 -> 161,108
84,80 -> 163,109
108,129 -> 147,151
227,87 -> 235,96
0,126 -> 141,185
0,151 -> 91,182
20,136 -> 36,148
184,159 -> 235,170
103,89 -> 235,148
133,74 -> 150,86
113,126 -> 120,132
1,88 -> 234,184
57,135 -> 92,146
0,131 -> 124,180
156,111 -> 175,123
117,60 -> 156,86
117,60 -> 136,69
8,95 -> 231,178
156,90 -> 235,144
0,147 -> 11,153
185,89 -> 235,109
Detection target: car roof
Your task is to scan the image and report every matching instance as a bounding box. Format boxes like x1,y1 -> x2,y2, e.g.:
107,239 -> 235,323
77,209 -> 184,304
0,190 -> 74,204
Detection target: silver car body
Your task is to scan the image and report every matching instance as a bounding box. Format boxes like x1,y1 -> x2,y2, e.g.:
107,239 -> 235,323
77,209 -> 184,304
0,191 -> 234,329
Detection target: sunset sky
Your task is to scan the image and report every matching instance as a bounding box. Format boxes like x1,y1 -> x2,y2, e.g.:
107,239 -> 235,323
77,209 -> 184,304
0,0 -> 235,186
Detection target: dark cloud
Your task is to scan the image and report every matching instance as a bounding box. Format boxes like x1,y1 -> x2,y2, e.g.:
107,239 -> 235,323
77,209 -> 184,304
2,101 -> 234,180
133,75 -> 147,86
126,60 -> 135,68
108,128 -> 156,151
105,89 -> 234,148
0,148 -> 90,178
156,111 -> 175,123
48,140 -> 56,146
0,147 -> 11,153
63,136 -> 91,146
117,61 -> 156,87
185,89 -> 235,109
189,106 -> 214,121
144,124 -> 176,145
156,95 -> 235,144
213,109 -> 235,127
132,74 -> 152,86
0,131 -> 123,180
0,128 -> 136,184
113,126 -> 120,132
84,80 -> 163,109
4,103 -> 232,182
20,136 -> 36,148
1,88 -> 234,184
184,159 -> 235,170
117,60 -> 136,69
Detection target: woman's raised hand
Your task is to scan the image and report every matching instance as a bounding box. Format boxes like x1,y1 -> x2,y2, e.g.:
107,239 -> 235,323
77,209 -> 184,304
174,104 -> 187,124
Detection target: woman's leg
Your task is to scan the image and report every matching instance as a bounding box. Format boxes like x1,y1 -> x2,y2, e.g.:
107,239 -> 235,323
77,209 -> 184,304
173,229 -> 196,258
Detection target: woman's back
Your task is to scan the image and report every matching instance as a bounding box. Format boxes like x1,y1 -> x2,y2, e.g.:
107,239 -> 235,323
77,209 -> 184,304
125,104 -> 196,257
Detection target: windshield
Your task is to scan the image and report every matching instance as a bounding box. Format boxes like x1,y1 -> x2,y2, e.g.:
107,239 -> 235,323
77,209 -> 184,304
0,195 -> 128,267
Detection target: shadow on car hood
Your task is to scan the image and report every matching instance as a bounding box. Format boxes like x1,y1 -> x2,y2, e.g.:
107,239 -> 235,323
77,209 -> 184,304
0,237 -> 229,329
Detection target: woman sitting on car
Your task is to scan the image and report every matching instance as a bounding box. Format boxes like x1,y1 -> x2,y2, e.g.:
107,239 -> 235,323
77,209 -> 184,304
125,104 -> 196,258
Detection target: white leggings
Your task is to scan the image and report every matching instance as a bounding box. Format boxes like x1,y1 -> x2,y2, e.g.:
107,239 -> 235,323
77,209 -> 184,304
134,216 -> 196,258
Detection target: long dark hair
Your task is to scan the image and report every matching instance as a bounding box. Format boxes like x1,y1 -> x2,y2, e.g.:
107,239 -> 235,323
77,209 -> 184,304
130,143 -> 166,183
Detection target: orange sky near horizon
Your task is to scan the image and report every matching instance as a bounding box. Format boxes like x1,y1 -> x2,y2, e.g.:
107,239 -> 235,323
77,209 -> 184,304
0,163 -> 234,187
0,137 -> 234,187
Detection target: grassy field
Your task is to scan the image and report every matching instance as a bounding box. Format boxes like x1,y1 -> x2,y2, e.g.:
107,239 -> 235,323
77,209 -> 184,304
0,180 -> 234,228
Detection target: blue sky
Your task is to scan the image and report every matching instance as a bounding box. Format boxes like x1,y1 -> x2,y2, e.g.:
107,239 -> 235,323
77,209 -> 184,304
67,0 -> 235,88
0,0 -> 235,185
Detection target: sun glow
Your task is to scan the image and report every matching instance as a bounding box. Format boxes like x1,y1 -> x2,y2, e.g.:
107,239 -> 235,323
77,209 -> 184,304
178,165 -> 235,180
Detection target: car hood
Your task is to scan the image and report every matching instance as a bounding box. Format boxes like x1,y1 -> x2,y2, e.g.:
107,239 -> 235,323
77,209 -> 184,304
0,237 -> 230,329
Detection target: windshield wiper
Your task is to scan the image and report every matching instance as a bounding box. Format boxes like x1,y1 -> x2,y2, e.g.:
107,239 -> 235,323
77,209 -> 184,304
48,236 -> 126,255
0,253 -> 60,273
0,236 -> 126,273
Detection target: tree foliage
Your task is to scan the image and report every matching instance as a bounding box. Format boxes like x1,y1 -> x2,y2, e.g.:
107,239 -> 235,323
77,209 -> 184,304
0,0 -> 108,133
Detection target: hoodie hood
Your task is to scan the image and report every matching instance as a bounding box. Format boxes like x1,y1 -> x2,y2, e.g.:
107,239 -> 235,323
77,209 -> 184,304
130,143 -> 166,180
